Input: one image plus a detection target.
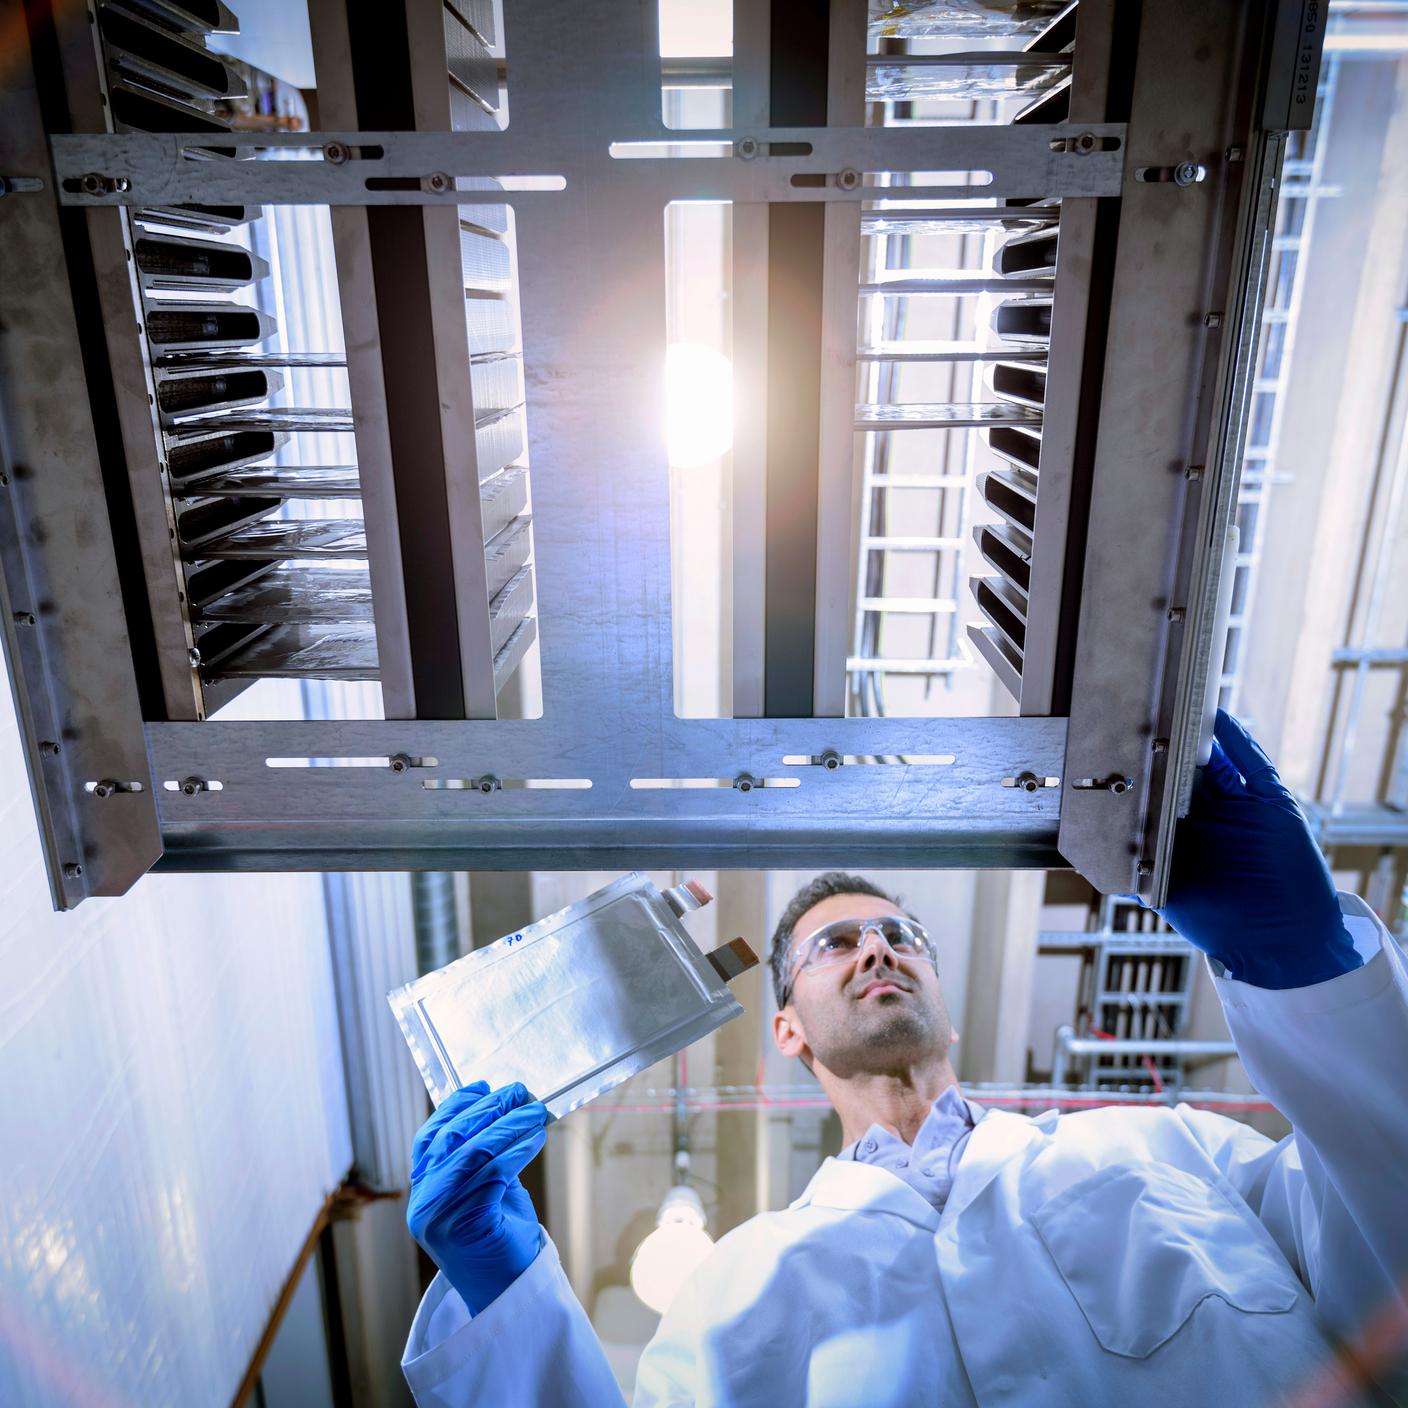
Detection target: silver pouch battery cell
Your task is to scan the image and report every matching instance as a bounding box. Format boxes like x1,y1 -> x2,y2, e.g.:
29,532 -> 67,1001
388,872 -> 758,1119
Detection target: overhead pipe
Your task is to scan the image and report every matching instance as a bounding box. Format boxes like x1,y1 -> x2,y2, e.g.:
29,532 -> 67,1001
1051,1024 -> 1237,1087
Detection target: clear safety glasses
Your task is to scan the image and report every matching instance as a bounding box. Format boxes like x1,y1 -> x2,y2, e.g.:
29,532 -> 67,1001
781,915 -> 937,1006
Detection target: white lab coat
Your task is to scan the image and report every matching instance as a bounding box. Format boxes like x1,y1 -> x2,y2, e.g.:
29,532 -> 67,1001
403,896 -> 1408,1407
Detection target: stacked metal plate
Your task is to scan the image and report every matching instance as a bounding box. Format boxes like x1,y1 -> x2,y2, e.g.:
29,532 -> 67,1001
94,0 -> 379,695
850,4 -> 1073,708
444,0 -> 538,692
965,3 -> 1073,699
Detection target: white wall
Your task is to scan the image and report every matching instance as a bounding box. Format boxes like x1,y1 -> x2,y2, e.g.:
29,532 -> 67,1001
0,681 -> 352,1408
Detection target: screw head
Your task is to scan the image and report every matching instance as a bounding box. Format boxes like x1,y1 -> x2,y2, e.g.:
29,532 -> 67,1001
39,740 -> 60,757
188,647 -> 202,667
0,470 -> 10,486
820,750 -> 842,771
1204,312 -> 1223,329
80,172 -> 104,195
1225,146 -> 1244,163
389,753 -> 411,774
836,168 -> 861,191
425,171 -> 451,193
1167,606 -> 1186,622
1152,737 -> 1169,755
13,611 -> 35,626
1074,131 -> 1098,154
1016,771 -> 1041,793
1173,161 -> 1207,187
734,773 -> 757,793
323,141 -> 349,165
734,137 -> 759,160
113,177 -> 131,193
92,779 -> 117,799
180,777 -> 203,796
1136,860 -> 1153,877
63,862 -> 83,880
478,775 -> 500,794
1108,776 -> 1132,796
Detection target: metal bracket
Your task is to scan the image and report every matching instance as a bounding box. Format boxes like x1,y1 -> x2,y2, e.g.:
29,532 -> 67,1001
49,123 -> 1128,209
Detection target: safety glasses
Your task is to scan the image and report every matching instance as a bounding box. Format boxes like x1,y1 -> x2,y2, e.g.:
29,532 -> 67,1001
781,914 -> 937,1006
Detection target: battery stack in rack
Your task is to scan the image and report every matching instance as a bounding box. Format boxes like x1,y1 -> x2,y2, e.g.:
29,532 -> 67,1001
967,2 -> 1075,699
95,0 -> 378,703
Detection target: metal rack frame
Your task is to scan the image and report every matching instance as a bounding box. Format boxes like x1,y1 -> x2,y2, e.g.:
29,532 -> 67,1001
0,0 -> 1323,902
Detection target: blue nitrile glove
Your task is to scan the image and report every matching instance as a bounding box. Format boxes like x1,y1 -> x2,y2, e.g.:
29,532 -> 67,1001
406,1081 -> 548,1315
1157,709 -> 1362,989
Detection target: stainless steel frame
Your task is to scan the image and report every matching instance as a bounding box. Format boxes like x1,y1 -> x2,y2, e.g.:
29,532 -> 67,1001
0,0 -> 1324,899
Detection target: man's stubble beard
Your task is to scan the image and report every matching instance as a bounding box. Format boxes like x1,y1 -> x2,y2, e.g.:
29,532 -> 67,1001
808,991 -> 952,1080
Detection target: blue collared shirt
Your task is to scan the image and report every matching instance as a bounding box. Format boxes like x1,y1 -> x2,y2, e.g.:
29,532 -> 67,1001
838,1085 -> 986,1212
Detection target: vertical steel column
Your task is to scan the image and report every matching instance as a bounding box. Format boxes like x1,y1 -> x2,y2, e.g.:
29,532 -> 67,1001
310,0 -> 501,720
812,1 -> 867,718
731,1 -> 772,719
762,0 -> 830,718
308,0 -> 418,718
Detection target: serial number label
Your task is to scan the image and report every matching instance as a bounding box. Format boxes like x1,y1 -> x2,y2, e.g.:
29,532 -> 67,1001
1292,0 -> 1321,109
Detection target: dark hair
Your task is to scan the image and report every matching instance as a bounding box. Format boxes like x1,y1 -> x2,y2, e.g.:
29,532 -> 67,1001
769,871 -> 908,1009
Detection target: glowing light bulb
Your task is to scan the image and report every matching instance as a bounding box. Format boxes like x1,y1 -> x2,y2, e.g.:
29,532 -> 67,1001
629,1184 -> 715,1314
665,342 -> 733,468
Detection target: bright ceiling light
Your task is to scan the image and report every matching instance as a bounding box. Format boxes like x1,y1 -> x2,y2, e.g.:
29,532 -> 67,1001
665,341 -> 733,468
629,1184 -> 715,1315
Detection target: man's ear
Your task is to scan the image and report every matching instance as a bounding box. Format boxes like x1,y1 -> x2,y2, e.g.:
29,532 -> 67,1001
773,1006 -> 809,1061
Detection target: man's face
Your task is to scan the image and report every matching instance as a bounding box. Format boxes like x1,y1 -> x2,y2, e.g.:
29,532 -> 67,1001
778,893 -> 955,1078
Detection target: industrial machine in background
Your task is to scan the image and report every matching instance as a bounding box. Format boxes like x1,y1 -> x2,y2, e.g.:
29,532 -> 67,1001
0,0 -> 1325,907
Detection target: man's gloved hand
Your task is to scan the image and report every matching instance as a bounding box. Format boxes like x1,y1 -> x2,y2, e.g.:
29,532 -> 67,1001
406,1081 -> 548,1315
1158,710 -> 1363,989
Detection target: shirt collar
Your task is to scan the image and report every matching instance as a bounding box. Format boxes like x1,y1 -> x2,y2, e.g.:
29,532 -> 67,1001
839,1084 -> 983,1160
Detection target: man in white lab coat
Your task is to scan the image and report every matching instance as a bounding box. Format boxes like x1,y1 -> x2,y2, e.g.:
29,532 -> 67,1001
400,714 -> 1408,1406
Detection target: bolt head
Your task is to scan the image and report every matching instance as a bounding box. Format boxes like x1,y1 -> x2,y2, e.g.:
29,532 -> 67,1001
323,141 -> 349,165
390,753 -> 411,773
735,137 -> 758,160
820,750 -> 842,771
188,647 -> 202,667
1109,777 -> 1131,795
92,780 -> 115,798
13,611 -> 35,626
63,862 -> 83,880
836,168 -> 861,191
1074,131 -> 1097,154
426,172 -> 451,193
80,172 -> 104,195
1136,860 -> 1153,877
181,778 -> 202,796
734,774 -> 756,792
478,777 -> 498,794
